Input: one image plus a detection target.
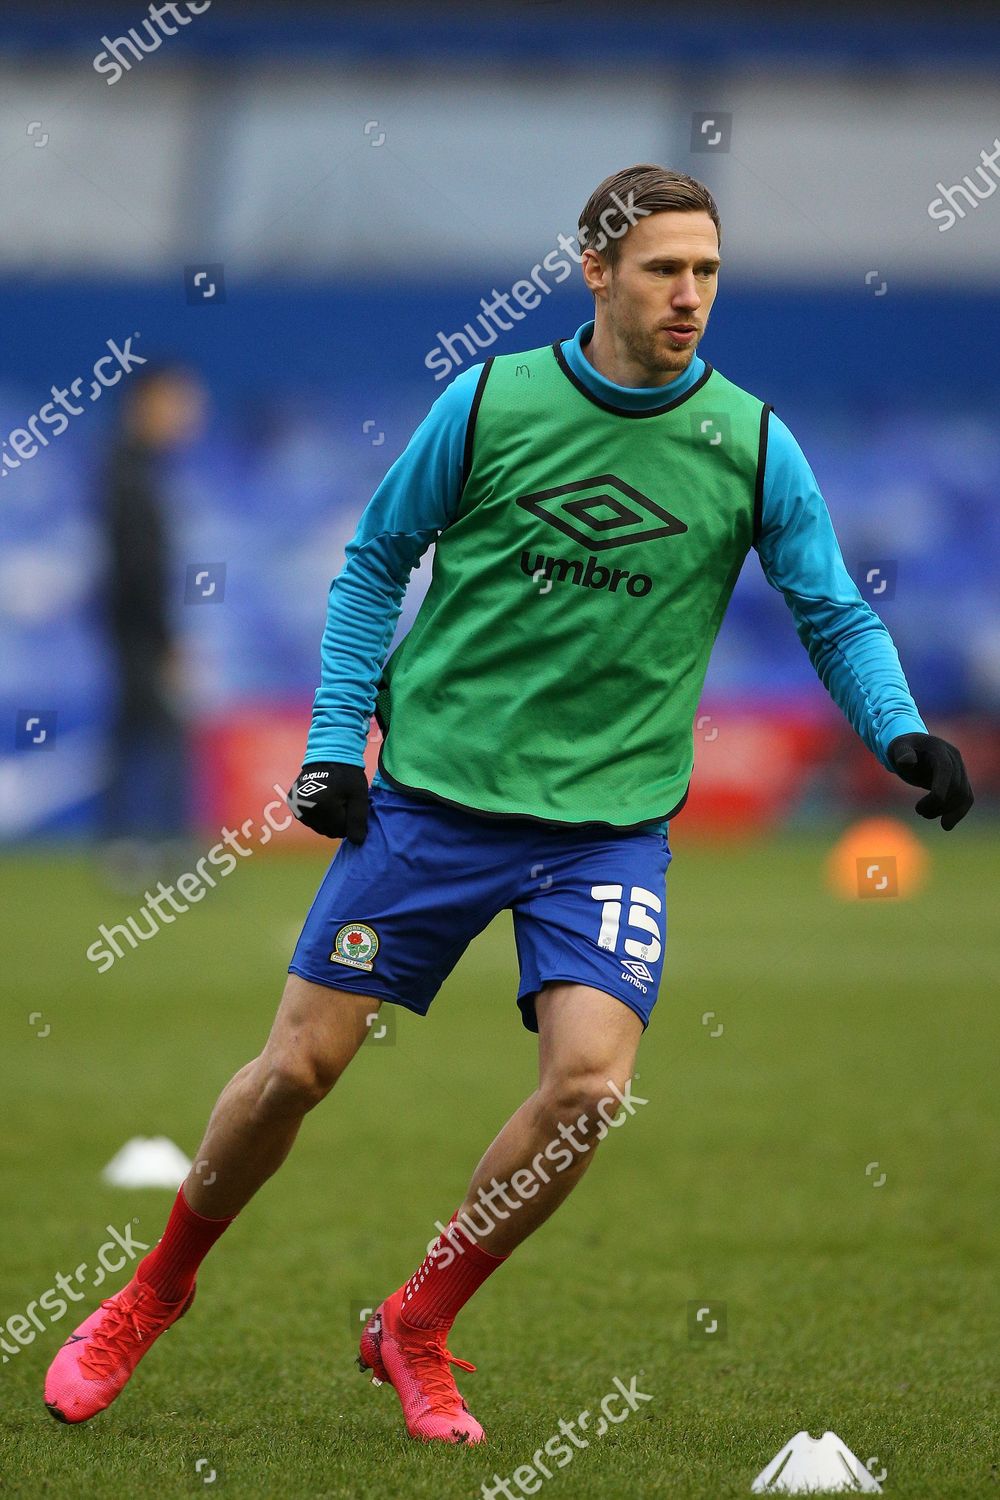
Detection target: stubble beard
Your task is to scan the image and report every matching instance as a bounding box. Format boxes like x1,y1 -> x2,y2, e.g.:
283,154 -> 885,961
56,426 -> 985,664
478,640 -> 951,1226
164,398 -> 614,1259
620,312 -> 699,383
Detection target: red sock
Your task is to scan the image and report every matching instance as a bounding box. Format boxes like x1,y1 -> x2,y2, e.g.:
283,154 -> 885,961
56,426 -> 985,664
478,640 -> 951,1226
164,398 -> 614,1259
400,1213 -> 507,1330
136,1187 -> 236,1302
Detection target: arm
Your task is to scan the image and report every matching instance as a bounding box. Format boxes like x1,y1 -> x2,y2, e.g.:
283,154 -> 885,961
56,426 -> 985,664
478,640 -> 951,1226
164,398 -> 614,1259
290,363 -> 484,837
755,413 -> 926,765
755,414 -> 972,828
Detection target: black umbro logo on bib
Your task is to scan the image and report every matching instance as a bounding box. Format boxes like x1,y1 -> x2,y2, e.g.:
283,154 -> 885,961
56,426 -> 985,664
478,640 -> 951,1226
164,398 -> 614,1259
516,474 -> 687,552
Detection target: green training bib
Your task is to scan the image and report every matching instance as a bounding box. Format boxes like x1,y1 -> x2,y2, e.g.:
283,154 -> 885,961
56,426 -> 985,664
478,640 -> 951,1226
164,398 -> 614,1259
377,340 -> 771,827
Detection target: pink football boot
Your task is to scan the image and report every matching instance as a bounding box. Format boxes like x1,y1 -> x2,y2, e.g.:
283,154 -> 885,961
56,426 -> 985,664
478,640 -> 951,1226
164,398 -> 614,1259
44,1274 -> 195,1423
358,1288 -> 485,1443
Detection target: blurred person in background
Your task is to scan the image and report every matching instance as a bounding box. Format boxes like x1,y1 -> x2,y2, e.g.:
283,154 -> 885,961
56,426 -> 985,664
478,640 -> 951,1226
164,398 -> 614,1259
98,364 -> 206,890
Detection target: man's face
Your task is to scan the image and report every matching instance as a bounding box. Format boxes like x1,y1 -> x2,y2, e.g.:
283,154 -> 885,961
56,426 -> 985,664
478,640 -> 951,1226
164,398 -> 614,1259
582,210 -> 721,380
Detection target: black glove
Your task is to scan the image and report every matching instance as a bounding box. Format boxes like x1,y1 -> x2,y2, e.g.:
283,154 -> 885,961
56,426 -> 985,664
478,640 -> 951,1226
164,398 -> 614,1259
887,733 -> 973,831
287,762 -> 369,843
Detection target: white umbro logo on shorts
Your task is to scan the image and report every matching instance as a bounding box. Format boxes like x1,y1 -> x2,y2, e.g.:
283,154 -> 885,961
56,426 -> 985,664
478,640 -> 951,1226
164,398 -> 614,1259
298,779 -> 326,797
621,959 -> 654,982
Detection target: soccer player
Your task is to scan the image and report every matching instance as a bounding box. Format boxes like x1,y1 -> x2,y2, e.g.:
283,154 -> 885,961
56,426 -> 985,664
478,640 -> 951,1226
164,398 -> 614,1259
46,164 -> 973,1442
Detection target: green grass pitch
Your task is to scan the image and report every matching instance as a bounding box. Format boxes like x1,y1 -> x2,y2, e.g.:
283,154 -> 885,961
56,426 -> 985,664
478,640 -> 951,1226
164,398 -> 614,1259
1,831 -> 997,1498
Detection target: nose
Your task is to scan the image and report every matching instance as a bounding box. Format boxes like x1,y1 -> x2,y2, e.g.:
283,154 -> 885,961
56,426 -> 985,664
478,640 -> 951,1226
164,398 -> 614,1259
672,271 -> 701,310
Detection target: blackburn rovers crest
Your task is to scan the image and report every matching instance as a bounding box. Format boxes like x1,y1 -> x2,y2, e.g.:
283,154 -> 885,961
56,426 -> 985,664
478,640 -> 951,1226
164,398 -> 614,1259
331,923 -> 379,972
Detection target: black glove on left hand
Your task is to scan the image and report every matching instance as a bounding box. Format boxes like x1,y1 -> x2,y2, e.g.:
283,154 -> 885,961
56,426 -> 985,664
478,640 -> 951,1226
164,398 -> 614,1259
887,733 -> 974,831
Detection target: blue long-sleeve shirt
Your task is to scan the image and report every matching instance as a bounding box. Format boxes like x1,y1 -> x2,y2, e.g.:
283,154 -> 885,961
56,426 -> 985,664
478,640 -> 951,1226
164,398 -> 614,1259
305,322 -> 926,806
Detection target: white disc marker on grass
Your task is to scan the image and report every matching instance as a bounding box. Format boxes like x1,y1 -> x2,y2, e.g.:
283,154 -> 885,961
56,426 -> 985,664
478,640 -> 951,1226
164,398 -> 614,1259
752,1430 -> 882,1493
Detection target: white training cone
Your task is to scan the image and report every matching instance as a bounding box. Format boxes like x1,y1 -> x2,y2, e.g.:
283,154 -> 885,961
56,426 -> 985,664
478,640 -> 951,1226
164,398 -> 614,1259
752,1430 -> 882,1493
101,1136 -> 192,1189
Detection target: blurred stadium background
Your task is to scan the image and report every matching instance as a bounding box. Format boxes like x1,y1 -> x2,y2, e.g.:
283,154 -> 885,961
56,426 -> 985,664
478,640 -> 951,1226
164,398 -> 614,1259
2,7 -> 999,1499
2,2 -> 999,845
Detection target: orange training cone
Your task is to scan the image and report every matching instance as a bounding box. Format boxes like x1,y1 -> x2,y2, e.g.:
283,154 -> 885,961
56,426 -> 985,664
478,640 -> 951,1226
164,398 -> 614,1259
826,816 -> 930,901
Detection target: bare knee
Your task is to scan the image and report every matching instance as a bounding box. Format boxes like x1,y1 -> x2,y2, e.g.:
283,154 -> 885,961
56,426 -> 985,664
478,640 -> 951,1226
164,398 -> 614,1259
251,1046 -> 342,1117
535,1069 -> 630,1147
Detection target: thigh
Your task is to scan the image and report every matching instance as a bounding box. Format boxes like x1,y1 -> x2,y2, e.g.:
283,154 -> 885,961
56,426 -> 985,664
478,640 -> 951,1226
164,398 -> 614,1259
535,981 -> 644,1089
512,826 -> 671,1032
262,971 -> 380,1074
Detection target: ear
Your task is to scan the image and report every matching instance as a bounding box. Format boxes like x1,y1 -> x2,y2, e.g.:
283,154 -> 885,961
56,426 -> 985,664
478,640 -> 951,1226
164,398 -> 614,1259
581,246 -> 610,298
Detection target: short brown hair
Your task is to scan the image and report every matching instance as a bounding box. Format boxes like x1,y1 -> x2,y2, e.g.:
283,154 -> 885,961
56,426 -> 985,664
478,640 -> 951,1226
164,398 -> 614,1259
578,164 -> 721,263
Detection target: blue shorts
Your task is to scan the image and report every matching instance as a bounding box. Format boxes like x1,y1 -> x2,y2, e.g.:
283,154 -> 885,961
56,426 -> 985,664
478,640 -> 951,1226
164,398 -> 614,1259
288,783 -> 672,1031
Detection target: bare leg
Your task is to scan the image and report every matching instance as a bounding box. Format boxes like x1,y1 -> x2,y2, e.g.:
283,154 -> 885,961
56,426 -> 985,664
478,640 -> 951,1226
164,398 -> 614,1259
183,974 -> 379,1218
453,983 -> 644,1256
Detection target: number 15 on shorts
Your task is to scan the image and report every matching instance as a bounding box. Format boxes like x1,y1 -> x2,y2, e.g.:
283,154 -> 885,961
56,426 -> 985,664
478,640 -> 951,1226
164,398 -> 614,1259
590,884 -> 662,962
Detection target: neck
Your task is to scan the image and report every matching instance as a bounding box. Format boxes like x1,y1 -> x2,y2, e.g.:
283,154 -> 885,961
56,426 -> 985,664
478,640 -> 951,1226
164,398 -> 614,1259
583,318 -> 690,390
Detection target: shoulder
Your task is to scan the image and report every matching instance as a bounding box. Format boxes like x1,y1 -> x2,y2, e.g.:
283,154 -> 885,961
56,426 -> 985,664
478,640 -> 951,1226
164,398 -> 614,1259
701,364 -> 771,414
426,362 -> 491,425
404,364 -> 493,460
486,341 -> 563,382
763,412 -> 818,488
